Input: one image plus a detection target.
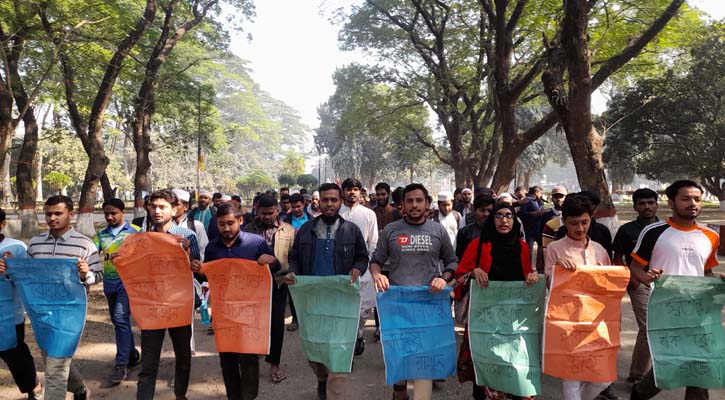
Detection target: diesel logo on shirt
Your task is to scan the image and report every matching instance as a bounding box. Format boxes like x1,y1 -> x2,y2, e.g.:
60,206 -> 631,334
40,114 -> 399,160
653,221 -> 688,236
397,234 -> 433,251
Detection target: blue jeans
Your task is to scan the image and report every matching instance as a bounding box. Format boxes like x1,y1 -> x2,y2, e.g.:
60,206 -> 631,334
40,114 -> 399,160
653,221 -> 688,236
104,278 -> 136,366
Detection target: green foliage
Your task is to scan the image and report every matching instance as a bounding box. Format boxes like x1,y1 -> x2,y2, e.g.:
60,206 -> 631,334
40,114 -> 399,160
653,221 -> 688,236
278,173 -> 297,187
43,171 -> 72,194
296,174 -> 319,190
603,24 -> 725,198
280,150 -> 305,177
236,169 -> 275,195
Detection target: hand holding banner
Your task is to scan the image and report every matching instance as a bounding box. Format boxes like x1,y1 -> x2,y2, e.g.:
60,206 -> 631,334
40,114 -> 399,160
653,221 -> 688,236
113,232 -> 193,330
288,275 -> 360,373
0,278 -> 17,351
468,279 -> 546,397
543,265 -> 629,382
377,286 -> 456,385
202,258 -> 273,354
648,275 -> 725,389
6,258 -> 87,358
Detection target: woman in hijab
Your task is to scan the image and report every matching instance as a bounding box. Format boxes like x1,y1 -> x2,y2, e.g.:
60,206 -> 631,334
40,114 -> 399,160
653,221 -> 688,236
454,203 -> 539,400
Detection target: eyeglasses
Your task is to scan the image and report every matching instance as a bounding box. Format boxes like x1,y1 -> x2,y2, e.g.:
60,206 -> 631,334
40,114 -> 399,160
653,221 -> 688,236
494,213 -> 514,220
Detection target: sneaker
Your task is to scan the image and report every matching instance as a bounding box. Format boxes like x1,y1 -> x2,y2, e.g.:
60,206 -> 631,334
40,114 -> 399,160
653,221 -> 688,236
354,337 -> 365,356
108,365 -> 128,384
73,387 -> 89,400
128,348 -> 141,367
374,328 -> 381,342
317,380 -> 327,400
598,385 -> 619,400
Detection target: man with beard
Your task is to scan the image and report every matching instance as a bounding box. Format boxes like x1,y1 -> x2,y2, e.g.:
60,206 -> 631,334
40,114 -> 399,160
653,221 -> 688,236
373,182 -> 395,232
284,183 -> 369,400
370,183 -> 458,400
206,202 -> 279,399
339,178 -> 378,356
630,181 -> 721,400
455,195 -> 495,260
537,186 -> 568,273
243,195 -> 294,385
188,190 -> 214,231
611,188 -> 659,386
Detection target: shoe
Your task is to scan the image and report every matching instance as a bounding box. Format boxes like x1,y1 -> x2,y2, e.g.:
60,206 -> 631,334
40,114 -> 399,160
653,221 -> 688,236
73,387 -> 89,400
374,328 -> 381,342
108,365 -> 128,384
598,385 -> 619,400
207,327 -> 214,335
317,380 -> 327,400
630,386 -> 644,400
128,348 -> 141,367
354,337 -> 365,356
626,375 -> 641,384
27,386 -> 42,400
287,321 -> 298,332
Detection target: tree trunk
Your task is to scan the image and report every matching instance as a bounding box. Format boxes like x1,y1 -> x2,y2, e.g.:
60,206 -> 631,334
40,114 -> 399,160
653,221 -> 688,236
523,170 -> 532,189
0,80 -> 16,175
1,152 -> 10,204
16,112 -> 39,238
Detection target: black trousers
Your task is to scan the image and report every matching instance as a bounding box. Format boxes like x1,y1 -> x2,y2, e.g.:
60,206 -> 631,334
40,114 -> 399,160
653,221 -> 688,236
265,283 -> 287,365
219,353 -> 259,400
136,325 -> 192,400
0,322 -> 38,394
288,288 -> 298,323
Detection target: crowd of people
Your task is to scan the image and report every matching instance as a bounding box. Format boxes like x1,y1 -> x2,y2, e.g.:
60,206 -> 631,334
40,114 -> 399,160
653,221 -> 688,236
0,178 -> 721,400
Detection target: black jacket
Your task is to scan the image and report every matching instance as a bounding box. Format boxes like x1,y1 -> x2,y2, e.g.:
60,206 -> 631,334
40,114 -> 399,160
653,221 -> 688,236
289,215 -> 369,276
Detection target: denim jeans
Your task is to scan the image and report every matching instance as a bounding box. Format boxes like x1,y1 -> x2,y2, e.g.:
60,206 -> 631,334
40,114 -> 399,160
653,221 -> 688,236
104,278 -> 136,366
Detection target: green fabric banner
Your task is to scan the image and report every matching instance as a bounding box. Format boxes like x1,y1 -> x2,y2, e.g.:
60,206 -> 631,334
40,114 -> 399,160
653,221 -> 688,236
468,280 -> 546,397
288,275 -> 361,373
648,275 -> 725,390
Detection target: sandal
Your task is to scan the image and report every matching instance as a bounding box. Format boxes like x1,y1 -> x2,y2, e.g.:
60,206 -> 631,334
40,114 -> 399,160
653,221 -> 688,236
270,370 -> 287,383
286,322 -> 298,332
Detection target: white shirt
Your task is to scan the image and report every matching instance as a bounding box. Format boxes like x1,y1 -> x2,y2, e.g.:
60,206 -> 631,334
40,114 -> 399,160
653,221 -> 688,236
340,203 -> 379,256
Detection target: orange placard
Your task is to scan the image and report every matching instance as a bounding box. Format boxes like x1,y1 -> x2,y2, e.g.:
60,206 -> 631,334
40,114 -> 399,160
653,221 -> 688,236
543,265 -> 630,382
113,232 -> 193,330
202,258 -> 273,354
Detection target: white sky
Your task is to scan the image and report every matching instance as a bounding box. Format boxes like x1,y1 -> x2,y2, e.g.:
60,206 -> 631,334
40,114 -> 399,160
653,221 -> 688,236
229,1 -> 725,129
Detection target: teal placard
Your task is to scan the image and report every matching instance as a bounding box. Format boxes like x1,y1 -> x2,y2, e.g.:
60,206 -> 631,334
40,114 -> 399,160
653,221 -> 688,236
648,275 -> 725,390
288,275 -> 360,373
468,279 -> 546,397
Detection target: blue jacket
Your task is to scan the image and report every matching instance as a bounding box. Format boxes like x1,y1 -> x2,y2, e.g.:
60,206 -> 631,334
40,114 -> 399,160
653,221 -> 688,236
289,215 -> 369,276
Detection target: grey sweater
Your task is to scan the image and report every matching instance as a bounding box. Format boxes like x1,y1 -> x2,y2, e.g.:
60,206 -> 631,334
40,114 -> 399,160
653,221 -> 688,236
371,219 -> 458,286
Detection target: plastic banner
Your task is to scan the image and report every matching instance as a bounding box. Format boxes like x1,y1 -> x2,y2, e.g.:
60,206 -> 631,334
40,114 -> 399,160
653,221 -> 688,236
288,275 -> 360,373
0,278 -> 17,351
543,265 -> 630,382
113,232 -> 193,330
202,258 -> 273,354
377,286 -> 456,384
6,258 -> 86,358
648,275 -> 725,389
469,280 -> 546,396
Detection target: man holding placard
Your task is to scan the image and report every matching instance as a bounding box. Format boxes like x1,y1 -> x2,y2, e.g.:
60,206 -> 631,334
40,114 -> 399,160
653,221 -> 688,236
284,182 -> 369,400
629,180 -> 722,400
0,208 -> 42,399
205,202 -> 278,399
5,195 -> 102,400
370,183 -> 458,400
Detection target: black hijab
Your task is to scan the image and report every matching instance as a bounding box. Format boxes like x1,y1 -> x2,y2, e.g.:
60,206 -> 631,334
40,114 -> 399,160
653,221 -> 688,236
476,203 -> 525,281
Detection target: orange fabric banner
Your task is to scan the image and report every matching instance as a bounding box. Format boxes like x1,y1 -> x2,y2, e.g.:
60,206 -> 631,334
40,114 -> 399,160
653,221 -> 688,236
113,232 -> 193,330
202,259 -> 273,355
543,265 -> 630,382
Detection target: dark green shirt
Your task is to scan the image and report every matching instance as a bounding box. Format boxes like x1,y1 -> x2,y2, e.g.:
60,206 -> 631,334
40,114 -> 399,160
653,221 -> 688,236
612,217 -> 658,265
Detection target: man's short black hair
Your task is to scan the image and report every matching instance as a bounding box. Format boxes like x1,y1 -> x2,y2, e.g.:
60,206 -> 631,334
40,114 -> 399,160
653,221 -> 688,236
632,188 -> 658,204
474,187 -> 494,198
45,195 -> 74,212
403,183 -> 429,200
148,189 -> 177,206
528,186 -> 543,196
212,192 -> 222,200
561,194 -> 595,218
280,187 -> 289,192
216,202 -> 243,219
318,183 -> 342,197
280,194 -> 290,202
579,190 -> 601,207
0,208 -> 6,223
257,194 -> 278,208
474,195 -> 495,210
252,194 -> 262,206
665,180 -> 703,200
341,178 -> 363,190
391,187 -> 404,205
289,193 -> 304,204
231,195 -> 242,203
102,198 -> 125,211
299,188 -> 308,195
374,182 -> 391,193
454,188 -> 462,196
